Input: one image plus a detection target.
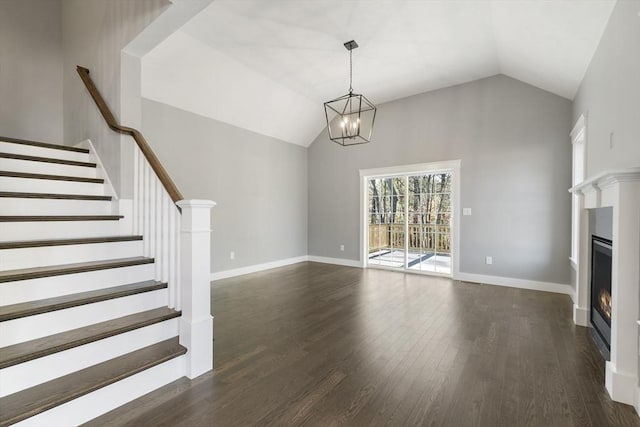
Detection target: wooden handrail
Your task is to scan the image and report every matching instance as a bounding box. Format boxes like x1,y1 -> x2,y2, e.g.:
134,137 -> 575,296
76,66 -> 184,204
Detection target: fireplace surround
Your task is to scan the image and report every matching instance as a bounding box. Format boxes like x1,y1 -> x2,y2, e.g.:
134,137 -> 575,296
570,167 -> 640,410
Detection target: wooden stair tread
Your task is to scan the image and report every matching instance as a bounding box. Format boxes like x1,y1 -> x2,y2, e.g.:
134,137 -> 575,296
0,191 -> 111,201
0,235 -> 142,250
0,307 -> 181,369
0,171 -> 103,183
0,280 -> 166,322
0,257 -> 154,283
0,215 -> 123,222
0,152 -> 96,168
0,337 -> 186,427
0,136 -> 89,154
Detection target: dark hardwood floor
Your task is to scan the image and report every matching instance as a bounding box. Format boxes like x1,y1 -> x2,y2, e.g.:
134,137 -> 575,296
86,262 -> 640,426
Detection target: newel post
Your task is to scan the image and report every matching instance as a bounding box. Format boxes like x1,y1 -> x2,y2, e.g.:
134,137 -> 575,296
177,199 -> 216,378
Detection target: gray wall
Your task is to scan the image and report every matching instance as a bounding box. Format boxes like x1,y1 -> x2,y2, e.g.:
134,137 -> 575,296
61,0 -> 169,194
308,75 -> 572,285
572,0 -> 640,177
0,0 -> 63,142
141,99 -> 308,273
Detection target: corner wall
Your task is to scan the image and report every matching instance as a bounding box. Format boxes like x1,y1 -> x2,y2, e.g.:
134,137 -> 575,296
572,0 -> 640,177
308,75 -> 572,285
141,99 -> 308,274
0,0 -> 63,142
61,0 -> 169,194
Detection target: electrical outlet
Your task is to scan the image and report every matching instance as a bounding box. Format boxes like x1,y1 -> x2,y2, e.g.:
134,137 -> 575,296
485,256 -> 492,265
340,244 -> 345,251
230,251 -> 235,260
463,208 -> 472,216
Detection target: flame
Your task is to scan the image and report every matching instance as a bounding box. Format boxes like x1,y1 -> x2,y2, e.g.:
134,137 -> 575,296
599,289 -> 612,320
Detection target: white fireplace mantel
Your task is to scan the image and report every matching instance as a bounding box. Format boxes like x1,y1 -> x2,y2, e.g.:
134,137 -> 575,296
569,167 -> 640,409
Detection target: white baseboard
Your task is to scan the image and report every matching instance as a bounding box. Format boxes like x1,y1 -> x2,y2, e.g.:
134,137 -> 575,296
455,272 -> 572,296
209,255 -> 365,281
210,256 -> 308,281
306,256 -> 362,268
573,304 -> 589,326
606,361 -> 637,405
210,259 -> 571,301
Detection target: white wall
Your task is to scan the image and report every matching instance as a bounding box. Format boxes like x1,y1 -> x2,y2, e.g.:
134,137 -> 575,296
308,75 -> 573,285
0,0 -> 63,142
61,0 -> 169,194
572,0 -> 640,177
141,99 -> 308,273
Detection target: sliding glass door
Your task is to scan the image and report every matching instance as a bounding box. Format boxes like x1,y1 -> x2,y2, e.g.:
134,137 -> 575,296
407,173 -> 451,274
368,177 -> 405,269
367,171 -> 452,276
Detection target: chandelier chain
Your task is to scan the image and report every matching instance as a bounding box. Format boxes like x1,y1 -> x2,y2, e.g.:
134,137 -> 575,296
349,48 -> 353,93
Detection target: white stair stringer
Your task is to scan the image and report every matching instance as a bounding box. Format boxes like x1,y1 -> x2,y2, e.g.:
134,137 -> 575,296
0,262 -> 155,306
0,240 -> 143,270
0,288 -> 168,347
0,318 -> 179,397
0,219 -> 124,242
12,355 -> 186,427
0,197 -> 112,215
0,175 -> 104,195
0,141 -> 90,163
0,157 -> 98,179
0,138 -> 189,425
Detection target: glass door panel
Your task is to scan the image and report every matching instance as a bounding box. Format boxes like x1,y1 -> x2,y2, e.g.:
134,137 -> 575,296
367,177 -> 405,269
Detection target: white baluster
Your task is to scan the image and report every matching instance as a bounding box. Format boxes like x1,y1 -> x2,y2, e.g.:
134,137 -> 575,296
143,162 -> 150,257
137,150 -> 144,235
162,192 -> 169,283
176,214 -> 181,311
132,148 -> 139,235
168,204 -> 177,308
155,180 -> 162,279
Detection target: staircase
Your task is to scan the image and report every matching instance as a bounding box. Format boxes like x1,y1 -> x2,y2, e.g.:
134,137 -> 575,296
0,137 -> 192,426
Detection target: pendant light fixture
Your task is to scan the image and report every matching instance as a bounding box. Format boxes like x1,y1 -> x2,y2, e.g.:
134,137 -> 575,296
324,40 -> 376,146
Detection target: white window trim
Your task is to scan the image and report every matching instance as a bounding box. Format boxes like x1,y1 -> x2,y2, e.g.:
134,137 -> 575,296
359,160 -> 461,279
570,114 -> 587,264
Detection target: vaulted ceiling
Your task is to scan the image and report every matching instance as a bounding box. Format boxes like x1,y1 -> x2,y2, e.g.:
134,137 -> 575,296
142,0 -> 616,146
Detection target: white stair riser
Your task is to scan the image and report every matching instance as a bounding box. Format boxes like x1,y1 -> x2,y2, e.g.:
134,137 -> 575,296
0,220 -> 123,242
0,141 -> 90,163
0,240 -> 143,270
0,319 -> 179,397
0,197 -> 112,215
0,176 -> 104,195
0,158 -> 97,179
0,289 -> 168,347
0,263 -> 155,305
12,355 -> 185,427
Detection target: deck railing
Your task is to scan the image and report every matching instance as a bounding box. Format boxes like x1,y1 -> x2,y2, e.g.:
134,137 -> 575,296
369,224 -> 451,253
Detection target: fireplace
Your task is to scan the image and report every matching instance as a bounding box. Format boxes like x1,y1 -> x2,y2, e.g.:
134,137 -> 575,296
591,235 -> 612,359
570,167 -> 640,407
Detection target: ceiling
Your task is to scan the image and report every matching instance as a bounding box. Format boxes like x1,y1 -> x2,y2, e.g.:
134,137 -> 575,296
142,0 -> 616,147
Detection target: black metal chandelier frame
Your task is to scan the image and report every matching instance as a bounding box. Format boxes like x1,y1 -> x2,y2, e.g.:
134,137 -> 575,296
324,40 -> 377,146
